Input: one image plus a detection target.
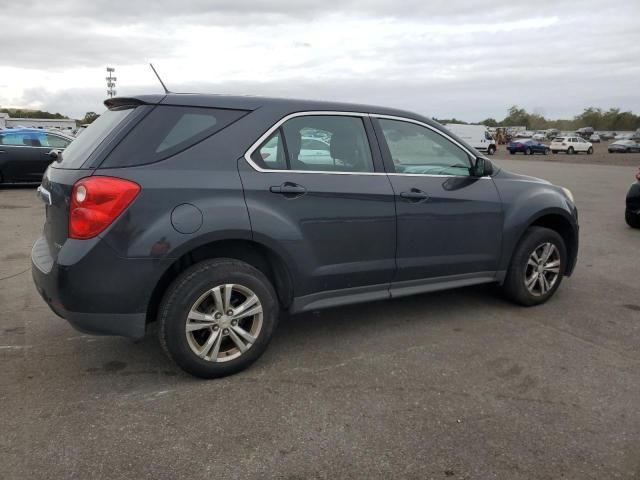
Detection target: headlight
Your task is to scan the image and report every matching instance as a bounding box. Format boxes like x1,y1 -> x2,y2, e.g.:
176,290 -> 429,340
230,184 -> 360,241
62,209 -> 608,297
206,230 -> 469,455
561,187 -> 574,203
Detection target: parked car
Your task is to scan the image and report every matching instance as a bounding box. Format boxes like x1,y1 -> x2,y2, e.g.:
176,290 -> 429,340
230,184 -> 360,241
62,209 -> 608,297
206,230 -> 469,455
444,123 -> 497,155
31,93 -> 579,378
589,133 -> 601,143
550,136 -> 593,154
608,140 -> 640,153
625,168 -> 640,228
532,132 -> 546,141
507,139 -> 551,155
0,128 -> 73,183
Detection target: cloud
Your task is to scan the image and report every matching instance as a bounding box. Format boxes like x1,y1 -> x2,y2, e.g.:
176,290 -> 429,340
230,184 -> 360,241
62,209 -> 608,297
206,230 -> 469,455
1,0 -> 639,120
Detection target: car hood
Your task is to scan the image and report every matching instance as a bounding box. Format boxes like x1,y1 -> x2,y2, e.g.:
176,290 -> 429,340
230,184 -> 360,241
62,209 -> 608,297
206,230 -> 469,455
492,167 -> 551,185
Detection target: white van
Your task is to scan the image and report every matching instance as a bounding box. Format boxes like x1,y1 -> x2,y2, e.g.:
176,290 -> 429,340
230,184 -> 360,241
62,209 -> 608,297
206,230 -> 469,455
444,123 -> 496,155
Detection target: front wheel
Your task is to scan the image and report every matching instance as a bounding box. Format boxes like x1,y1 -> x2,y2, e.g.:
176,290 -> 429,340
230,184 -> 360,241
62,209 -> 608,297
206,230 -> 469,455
158,258 -> 279,378
587,147 -> 593,155
544,148 -> 550,155
487,145 -> 496,155
567,147 -> 574,155
502,227 -> 566,306
525,148 -> 532,155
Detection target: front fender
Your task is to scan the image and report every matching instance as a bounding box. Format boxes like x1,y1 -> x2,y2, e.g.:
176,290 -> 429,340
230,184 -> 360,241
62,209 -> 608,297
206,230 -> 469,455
495,179 -> 578,273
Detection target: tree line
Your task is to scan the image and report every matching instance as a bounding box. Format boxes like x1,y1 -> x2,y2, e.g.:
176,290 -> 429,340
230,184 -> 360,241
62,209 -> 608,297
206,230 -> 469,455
436,106 -> 640,132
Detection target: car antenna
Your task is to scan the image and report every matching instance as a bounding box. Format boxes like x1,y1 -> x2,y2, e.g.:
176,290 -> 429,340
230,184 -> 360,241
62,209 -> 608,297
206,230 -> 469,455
149,63 -> 171,94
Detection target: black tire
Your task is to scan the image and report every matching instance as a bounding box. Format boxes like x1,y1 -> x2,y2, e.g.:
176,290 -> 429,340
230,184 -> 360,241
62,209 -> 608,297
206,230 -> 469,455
525,148 -> 532,155
502,227 -> 567,306
158,258 -> 279,378
567,147 -> 574,155
587,147 -> 593,155
544,148 -> 550,155
488,145 -> 496,155
626,210 -> 640,229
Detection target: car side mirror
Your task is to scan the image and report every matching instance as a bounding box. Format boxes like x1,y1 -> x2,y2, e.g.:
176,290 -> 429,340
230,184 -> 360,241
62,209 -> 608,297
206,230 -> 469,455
473,157 -> 493,177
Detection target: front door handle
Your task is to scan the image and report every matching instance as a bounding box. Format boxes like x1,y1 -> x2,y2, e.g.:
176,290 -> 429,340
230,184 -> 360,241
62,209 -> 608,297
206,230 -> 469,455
270,182 -> 306,197
400,189 -> 429,202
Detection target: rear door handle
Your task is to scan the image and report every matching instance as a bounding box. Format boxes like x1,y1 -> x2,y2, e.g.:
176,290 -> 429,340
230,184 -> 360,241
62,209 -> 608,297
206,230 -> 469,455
270,183 -> 307,197
400,189 -> 429,202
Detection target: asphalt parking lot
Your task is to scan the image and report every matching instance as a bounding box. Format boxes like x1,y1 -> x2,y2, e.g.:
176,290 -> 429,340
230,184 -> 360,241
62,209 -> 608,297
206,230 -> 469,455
2,158 -> 639,479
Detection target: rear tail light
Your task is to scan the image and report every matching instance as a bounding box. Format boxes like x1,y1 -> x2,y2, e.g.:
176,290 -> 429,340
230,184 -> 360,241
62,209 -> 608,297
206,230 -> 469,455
69,176 -> 141,239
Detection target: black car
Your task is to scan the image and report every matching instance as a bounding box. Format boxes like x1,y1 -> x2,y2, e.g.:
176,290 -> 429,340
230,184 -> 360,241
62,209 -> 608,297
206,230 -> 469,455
32,94 -> 579,378
0,128 -> 73,183
626,168 -> 640,228
507,139 -> 550,155
609,140 -> 640,153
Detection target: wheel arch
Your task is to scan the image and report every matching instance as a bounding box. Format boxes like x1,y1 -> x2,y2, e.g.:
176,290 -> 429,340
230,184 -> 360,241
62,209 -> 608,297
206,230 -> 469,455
509,211 -> 578,277
146,239 -> 295,325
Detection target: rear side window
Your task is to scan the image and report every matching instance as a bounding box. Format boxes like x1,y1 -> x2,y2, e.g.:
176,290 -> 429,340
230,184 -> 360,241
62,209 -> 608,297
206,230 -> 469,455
102,106 -> 247,168
251,115 -> 374,173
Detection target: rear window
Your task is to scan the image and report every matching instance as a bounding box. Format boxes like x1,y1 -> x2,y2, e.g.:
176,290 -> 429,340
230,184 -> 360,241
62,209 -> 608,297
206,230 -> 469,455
101,106 -> 247,168
57,107 -> 135,168
554,137 -> 566,142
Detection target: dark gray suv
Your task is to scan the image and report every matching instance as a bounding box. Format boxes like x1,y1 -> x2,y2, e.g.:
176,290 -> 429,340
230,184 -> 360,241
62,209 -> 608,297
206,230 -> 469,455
32,94 -> 579,378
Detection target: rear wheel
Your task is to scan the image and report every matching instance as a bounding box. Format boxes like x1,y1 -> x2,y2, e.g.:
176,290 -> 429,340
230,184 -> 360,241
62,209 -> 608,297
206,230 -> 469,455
544,148 -> 550,155
567,147 -> 574,155
158,258 -> 279,378
626,210 -> 640,229
503,227 -> 566,306
587,147 -> 593,155
525,148 -> 532,155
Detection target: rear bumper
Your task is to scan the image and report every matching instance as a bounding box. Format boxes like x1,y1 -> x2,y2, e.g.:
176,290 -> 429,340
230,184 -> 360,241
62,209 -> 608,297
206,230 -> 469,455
31,236 -> 162,339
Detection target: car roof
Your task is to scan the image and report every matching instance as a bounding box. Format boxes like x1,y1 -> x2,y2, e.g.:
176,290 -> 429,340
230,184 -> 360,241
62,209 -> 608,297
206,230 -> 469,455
0,127 -> 73,138
105,93 -> 436,125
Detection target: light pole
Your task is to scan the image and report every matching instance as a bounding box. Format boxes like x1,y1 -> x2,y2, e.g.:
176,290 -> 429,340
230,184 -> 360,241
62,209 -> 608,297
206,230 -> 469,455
106,67 -> 117,98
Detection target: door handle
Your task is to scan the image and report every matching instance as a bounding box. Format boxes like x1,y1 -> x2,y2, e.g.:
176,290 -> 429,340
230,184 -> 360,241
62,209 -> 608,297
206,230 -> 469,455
400,189 -> 429,202
270,183 -> 306,197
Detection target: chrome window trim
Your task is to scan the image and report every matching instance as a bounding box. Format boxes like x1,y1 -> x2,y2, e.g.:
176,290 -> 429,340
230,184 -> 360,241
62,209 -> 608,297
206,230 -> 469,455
242,110 -> 490,179
373,114 -> 492,179
243,110 -> 385,176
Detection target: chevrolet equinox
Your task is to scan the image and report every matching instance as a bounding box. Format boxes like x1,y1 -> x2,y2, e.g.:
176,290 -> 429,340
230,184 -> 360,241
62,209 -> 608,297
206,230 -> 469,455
32,94 -> 579,378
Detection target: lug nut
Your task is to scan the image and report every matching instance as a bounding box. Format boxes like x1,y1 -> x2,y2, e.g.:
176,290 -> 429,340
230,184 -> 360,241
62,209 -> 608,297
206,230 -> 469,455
226,310 -> 233,316
213,325 -> 219,331
215,313 -> 222,320
231,320 -> 237,326
223,328 -> 229,335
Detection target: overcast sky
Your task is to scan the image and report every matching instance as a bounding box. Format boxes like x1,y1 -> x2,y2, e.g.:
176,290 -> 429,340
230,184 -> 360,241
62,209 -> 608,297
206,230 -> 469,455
1,0 -> 638,121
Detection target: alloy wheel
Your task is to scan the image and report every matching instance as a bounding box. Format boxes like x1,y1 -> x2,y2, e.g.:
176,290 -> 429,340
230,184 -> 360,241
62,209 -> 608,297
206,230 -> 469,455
185,283 -> 263,362
524,242 -> 561,297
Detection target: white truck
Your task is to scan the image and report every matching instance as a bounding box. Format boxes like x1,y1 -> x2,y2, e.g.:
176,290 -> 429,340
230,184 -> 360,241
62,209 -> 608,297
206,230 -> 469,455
444,123 -> 497,155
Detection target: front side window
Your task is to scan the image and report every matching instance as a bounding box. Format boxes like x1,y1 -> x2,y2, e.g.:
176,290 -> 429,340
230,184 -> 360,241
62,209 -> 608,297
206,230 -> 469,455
378,119 -> 471,176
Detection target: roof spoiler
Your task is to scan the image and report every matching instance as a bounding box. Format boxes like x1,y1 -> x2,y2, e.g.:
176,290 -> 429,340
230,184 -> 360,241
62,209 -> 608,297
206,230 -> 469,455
103,97 -> 149,109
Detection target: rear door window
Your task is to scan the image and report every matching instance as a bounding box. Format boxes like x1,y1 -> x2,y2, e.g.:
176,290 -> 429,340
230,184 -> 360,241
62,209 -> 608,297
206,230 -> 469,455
102,106 -> 247,168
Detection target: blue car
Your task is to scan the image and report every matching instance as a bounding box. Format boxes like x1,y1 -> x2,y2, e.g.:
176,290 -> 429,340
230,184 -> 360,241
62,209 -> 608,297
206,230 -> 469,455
507,139 -> 551,155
